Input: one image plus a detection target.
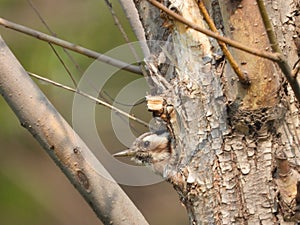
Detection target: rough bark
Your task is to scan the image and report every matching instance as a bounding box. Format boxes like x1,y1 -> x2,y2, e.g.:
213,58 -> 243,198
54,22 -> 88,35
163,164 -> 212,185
0,36 -> 149,225
135,0 -> 300,224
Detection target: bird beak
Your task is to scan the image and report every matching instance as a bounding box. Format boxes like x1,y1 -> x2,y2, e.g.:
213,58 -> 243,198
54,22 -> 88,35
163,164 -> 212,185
113,149 -> 136,157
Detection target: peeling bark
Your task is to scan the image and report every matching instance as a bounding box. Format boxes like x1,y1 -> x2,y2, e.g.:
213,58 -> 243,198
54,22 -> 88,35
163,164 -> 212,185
135,0 -> 300,224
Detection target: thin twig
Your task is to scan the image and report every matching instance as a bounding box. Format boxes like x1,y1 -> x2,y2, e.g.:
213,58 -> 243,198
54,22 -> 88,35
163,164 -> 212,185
256,0 -> 300,102
27,0 -> 80,85
48,44 -> 78,86
104,0 -> 139,60
118,0 -> 150,57
28,72 -> 149,127
104,1 -> 131,44
27,0 -> 83,73
0,17 -> 142,75
197,0 -> 249,85
102,90 -> 146,107
256,0 -> 281,53
146,0 -> 281,62
104,0 -> 149,77
292,58 -> 300,78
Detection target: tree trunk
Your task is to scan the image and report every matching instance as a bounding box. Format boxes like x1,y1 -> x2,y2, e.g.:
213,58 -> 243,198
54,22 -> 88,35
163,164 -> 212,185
134,0 -> 300,224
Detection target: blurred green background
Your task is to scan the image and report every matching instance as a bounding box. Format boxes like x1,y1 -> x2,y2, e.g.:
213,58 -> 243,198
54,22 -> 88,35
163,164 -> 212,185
0,0 -> 187,225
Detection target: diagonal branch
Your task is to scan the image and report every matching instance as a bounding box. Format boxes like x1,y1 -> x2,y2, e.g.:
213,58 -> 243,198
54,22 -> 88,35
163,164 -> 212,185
104,0 -> 149,78
0,36 -> 149,225
148,0 -> 300,103
117,0 -> 150,57
197,0 -> 249,85
0,17 -> 142,75
256,0 -> 300,103
27,0 -> 79,86
146,0 -> 280,61
28,71 -> 149,127
104,0 -> 139,60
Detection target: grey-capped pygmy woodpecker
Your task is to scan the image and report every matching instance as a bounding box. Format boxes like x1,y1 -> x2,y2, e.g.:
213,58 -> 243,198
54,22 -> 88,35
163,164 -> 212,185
113,130 -> 172,176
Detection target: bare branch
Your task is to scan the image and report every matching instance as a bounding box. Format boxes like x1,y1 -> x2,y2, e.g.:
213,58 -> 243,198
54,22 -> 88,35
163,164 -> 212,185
105,0 -> 138,59
104,0 -> 149,79
117,0 -> 150,57
292,58 -> 300,77
48,44 -> 78,86
256,0 -> 300,103
27,0 -> 81,85
0,17 -> 142,75
146,0 -> 281,62
0,36 -> 149,225
197,1 -> 249,85
28,71 -> 149,127
256,0 -> 281,53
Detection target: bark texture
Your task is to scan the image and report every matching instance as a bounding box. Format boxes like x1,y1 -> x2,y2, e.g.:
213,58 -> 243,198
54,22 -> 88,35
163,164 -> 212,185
135,0 -> 300,224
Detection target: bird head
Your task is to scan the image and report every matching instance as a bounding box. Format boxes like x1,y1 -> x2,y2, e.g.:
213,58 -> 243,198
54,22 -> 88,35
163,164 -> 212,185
113,130 -> 172,168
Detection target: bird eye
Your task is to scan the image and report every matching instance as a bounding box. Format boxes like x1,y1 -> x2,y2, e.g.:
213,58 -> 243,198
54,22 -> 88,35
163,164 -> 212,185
143,140 -> 150,148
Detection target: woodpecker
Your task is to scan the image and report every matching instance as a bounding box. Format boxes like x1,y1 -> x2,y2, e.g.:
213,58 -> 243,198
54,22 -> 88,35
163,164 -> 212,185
113,130 -> 172,176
